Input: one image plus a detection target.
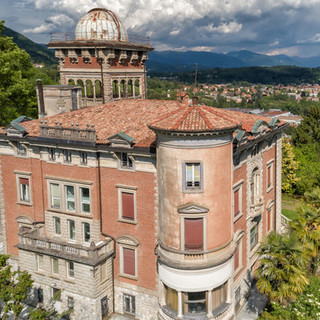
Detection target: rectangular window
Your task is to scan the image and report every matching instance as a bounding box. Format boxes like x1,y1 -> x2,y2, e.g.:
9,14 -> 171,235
80,187 -> 90,213
184,292 -> 206,315
185,163 -> 201,190
54,217 -> 61,235
37,288 -> 43,303
37,254 -> 44,271
212,282 -> 228,310
122,247 -> 136,276
121,192 -> 135,221
19,177 -> 30,202
49,148 -> 56,161
83,222 -> 90,243
267,162 -> 274,190
52,258 -> 59,274
68,297 -> 74,310
80,152 -> 87,164
120,153 -> 133,168
64,150 -> 72,163
52,288 -> 61,301
51,183 -> 60,209
67,261 -> 75,278
234,244 -> 240,272
65,186 -> 75,211
123,294 -> 135,315
165,285 -> 178,312
184,218 -> 203,251
267,209 -> 272,232
267,166 -> 271,187
68,220 -> 76,241
250,225 -> 259,250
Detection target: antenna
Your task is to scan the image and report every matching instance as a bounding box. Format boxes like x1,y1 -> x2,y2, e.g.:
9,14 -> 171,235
195,63 -> 198,89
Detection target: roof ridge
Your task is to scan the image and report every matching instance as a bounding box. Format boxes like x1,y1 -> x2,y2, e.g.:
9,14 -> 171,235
196,106 -> 213,129
201,105 -> 239,125
172,106 -> 194,130
149,102 -> 186,126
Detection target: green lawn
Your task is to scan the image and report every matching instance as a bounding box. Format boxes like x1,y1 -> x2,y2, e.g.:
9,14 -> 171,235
281,193 -> 302,220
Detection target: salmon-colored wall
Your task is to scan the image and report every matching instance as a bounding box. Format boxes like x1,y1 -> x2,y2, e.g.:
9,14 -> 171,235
158,140 -> 233,251
100,168 -> 157,291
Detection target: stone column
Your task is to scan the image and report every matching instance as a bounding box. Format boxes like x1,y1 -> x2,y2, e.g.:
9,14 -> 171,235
0,156 -> 7,254
207,290 -> 213,317
177,291 -> 183,318
275,135 -> 282,232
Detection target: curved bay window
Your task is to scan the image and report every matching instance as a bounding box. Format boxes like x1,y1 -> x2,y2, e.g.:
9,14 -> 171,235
163,282 -> 229,318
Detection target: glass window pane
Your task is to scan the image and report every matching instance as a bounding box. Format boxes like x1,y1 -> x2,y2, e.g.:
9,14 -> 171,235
186,164 -> 193,181
194,164 -> 201,182
51,184 -> 60,197
81,188 -> 90,201
66,186 -> 74,200
69,220 -> 75,240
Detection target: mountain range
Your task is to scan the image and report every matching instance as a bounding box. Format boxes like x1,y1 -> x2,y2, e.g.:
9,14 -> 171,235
3,25 -> 320,71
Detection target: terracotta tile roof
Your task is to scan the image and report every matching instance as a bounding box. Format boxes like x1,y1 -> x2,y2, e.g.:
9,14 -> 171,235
0,100 -> 286,148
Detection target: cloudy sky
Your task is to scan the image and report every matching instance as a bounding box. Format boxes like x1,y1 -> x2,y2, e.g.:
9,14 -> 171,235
2,0 -> 320,57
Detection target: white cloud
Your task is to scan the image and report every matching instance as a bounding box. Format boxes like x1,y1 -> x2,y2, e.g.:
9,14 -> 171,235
203,22 -> 242,34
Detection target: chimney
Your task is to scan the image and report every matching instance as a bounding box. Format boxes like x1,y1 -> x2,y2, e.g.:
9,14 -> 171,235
192,96 -> 198,106
36,79 -> 45,118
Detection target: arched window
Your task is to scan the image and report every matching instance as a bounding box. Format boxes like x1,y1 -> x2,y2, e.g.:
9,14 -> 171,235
134,79 -> 140,96
68,79 -> 75,85
86,80 -> 93,98
77,80 -> 85,97
113,80 -> 119,98
120,80 -> 126,98
95,80 -> 102,98
127,80 -> 133,97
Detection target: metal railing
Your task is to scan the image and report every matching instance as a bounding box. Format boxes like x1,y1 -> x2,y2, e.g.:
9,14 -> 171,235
49,32 -> 150,46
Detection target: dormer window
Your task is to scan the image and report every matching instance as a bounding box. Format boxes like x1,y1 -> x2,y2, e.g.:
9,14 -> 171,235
80,152 -> 87,164
49,148 -> 56,161
17,142 -> 26,155
120,153 -> 133,168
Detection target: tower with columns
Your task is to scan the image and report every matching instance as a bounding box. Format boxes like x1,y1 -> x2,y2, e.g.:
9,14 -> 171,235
48,8 -> 153,107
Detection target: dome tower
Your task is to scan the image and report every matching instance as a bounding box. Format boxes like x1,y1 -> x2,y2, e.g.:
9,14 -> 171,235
48,8 -> 153,107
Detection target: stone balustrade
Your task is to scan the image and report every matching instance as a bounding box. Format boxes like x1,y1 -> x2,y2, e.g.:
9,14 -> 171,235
18,227 -> 113,266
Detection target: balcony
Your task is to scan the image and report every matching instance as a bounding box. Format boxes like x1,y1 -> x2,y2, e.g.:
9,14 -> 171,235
17,227 -> 114,266
157,240 -> 234,270
249,197 -> 264,219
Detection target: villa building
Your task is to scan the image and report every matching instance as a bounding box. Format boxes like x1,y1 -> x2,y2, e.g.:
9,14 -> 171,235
0,8 -> 286,320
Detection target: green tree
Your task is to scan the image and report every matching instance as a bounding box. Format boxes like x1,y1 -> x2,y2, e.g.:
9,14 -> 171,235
282,138 -> 299,194
255,231 -> 309,305
0,20 -> 38,126
290,206 -> 320,276
0,254 -> 67,319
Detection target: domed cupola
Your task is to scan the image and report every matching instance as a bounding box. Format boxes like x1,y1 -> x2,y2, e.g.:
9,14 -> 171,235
75,8 -> 128,41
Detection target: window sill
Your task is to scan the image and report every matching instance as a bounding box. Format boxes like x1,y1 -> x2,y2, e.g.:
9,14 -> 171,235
50,274 -> 60,280
118,218 -> 137,225
183,189 -> 204,194
119,273 -> 138,281
47,209 -> 93,219
65,278 -> 76,284
35,270 -> 46,276
267,186 -> 274,193
17,201 -> 33,207
233,212 -> 243,223
118,167 -> 135,172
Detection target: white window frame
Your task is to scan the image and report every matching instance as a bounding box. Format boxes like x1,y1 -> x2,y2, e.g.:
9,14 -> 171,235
119,244 -> 138,279
37,254 -> 44,271
183,162 -> 203,192
64,150 -> 72,163
250,224 -> 259,251
250,168 -> 261,205
16,172 -> 32,205
117,185 -> 137,224
123,294 -> 136,316
54,217 -> 61,236
67,261 -> 75,278
51,257 -> 59,274
65,185 -> 75,212
266,160 -> 274,192
50,183 -> 61,209
68,219 -> 76,242
80,151 -> 87,164
47,179 -> 92,215
82,222 -> 91,244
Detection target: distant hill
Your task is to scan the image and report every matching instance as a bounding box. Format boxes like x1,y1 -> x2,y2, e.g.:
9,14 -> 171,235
147,50 -> 320,72
2,26 -> 57,66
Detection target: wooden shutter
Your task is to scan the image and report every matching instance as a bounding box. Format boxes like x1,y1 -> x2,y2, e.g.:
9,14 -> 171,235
185,218 -> 203,250
19,178 -> 29,185
123,248 -> 135,276
122,192 -> 134,220
234,189 -> 239,216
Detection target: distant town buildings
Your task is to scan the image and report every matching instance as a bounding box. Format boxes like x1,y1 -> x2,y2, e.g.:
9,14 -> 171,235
0,8 -> 288,320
